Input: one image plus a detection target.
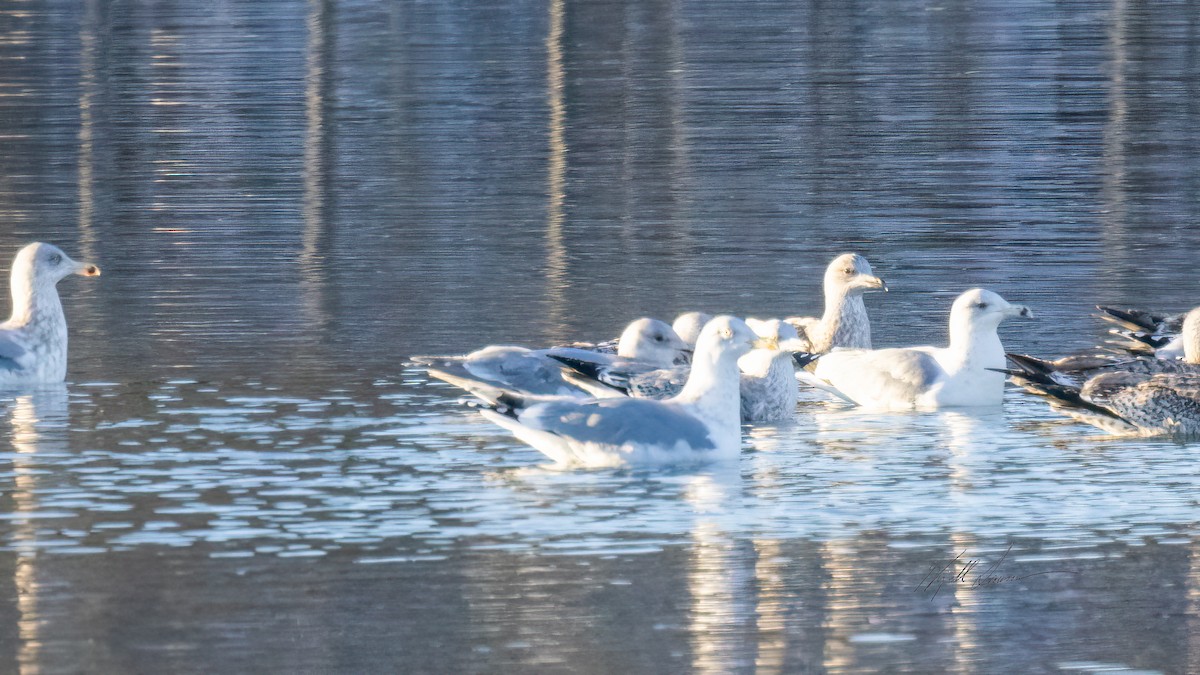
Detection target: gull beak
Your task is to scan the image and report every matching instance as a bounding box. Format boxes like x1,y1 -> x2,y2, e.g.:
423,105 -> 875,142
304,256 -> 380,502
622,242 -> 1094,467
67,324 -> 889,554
856,274 -> 888,292
751,337 -> 778,351
777,337 -> 812,353
75,262 -> 101,277
1006,304 -> 1033,319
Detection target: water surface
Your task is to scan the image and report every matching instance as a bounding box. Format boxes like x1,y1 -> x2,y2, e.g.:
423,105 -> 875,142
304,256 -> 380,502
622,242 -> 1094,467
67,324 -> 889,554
2,0 -> 1200,672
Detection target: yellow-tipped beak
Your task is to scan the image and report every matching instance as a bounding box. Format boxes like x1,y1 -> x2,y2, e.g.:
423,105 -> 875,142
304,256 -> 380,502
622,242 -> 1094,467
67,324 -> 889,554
751,337 -> 778,351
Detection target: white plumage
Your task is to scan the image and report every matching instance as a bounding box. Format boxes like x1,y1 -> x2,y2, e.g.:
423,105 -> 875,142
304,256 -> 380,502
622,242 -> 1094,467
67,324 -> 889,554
798,288 -> 1032,410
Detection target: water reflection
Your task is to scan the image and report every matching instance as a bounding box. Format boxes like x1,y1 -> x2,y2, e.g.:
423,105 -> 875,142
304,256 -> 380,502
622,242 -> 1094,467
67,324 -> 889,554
5,388 -> 69,675
3,0 -> 1200,671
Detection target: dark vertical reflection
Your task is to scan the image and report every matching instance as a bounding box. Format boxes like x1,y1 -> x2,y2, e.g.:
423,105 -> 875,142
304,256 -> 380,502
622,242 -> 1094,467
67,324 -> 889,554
543,0 -> 569,340
301,0 -> 335,336
1099,0 -> 1130,283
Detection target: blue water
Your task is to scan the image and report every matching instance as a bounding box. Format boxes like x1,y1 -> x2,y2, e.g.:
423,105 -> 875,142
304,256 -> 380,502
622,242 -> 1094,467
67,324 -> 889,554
1,0 -> 1199,672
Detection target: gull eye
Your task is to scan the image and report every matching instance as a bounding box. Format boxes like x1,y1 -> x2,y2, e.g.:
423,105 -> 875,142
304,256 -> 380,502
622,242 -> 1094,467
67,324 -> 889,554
48,253 -> 62,265
843,268 -> 854,275
976,302 -> 988,309
655,335 -> 664,342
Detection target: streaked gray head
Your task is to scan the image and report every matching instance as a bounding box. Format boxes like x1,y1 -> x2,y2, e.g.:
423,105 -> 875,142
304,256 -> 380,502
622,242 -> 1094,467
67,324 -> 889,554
824,253 -> 887,296
672,311 -> 712,347
12,242 -> 100,287
1183,306 -> 1200,364
616,317 -> 689,366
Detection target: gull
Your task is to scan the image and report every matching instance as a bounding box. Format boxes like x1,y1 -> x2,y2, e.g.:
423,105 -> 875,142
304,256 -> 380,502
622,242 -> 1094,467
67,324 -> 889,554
784,253 -> 887,353
1095,305 -> 1187,360
0,242 -> 100,386
672,311 -> 713,348
413,317 -> 688,398
554,311 -> 708,359
1003,307 -> 1200,436
796,288 -> 1032,410
548,318 -> 815,423
470,316 -> 769,467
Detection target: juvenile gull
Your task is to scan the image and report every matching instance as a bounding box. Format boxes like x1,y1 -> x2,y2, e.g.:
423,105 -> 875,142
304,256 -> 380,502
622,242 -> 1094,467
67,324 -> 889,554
797,289 -> 1032,410
473,316 -> 768,467
0,242 -> 100,386
784,253 -> 887,353
414,317 -> 687,398
1095,305 -> 1187,360
550,318 -> 814,423
1004,307 -> 1200,436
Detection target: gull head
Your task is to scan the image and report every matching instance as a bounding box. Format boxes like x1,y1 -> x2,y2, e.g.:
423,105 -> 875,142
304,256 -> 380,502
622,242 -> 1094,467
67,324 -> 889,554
1182,306 -> 1200,364
616,317 -> 689,366
671,311 -> 712,348
13,242 -> 100,288
744,317 -> 805,352
696,315 -> 770,362
951,288 -> 1032,330
825,253 -> 887,296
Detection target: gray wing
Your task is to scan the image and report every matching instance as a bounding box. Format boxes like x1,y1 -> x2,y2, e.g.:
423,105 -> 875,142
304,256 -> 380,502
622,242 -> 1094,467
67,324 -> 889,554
0,332 -> 26,372
519,397 -> 716,451
415,346 -> 583,397
548,347 -> 688,399
626,366 -> 688,399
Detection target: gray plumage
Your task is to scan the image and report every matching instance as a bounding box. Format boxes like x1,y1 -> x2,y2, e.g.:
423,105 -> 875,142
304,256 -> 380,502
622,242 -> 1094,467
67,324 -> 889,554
0,242 -> 100,386
414,317 -> 688,399
1096,305 -> 1187,359
553,318 -> 804,423
784,253 -> 886,353
474,316 -> 763,467
1005,306 -> 1200,436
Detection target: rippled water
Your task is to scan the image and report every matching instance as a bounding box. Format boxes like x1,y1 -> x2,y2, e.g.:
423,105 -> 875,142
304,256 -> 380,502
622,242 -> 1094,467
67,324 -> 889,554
3,0 -> 1200,672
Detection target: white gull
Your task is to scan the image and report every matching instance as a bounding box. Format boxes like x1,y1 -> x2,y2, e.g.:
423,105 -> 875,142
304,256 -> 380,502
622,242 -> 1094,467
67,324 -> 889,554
797,288 -> 1032,410
472,316 -> 768,467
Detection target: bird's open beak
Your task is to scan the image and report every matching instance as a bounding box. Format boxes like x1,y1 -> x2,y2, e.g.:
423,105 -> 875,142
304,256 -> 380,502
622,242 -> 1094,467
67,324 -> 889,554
855,274 -> 888,292
75,262 -> 101,277
1006,304 -> 1032,319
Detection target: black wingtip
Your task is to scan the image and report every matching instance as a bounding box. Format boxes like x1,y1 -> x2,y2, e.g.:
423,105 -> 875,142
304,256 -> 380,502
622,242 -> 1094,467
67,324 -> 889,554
792,352 -> 821,369
1095,305 -> 1164,333
546,354 -> 607,381
1004,352 -> 1057,377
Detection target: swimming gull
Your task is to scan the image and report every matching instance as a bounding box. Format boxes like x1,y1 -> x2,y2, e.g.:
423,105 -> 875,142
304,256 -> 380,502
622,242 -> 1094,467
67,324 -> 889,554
1095,305 -> 1187,360
1003,307 -> 1200,436
784,253 -> 886,353
0,242 -> 100,385
472,316 -> 768,467
796,288 -> 1032,410
549,318 -> 815,423
413,317 -> 688,398
672,312 -> 713,348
